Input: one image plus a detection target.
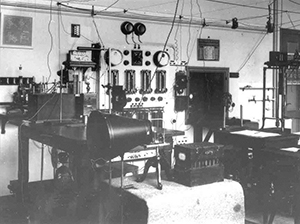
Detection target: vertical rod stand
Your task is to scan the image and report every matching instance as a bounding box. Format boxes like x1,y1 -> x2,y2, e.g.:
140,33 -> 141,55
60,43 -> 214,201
40,144 -> 44,181
109,159 -> 112,187
120,156 -> 124,189
156,146 -> 162,190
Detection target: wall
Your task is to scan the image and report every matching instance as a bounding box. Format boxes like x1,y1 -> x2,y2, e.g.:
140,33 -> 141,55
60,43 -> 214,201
0,1 -> 274,196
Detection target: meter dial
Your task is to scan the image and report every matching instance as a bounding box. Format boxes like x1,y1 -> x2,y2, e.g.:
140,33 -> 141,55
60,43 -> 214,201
104,49 -> 123,66
153,51 -> 170,67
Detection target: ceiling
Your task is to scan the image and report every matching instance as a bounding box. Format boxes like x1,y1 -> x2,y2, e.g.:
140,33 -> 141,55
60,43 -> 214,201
55,0 -> 300,29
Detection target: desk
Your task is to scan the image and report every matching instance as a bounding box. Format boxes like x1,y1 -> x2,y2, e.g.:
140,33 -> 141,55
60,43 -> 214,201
260,147 -> 300,224
214,129 -> 299,186
15,122 -> 88,201
11,121 -> 184,201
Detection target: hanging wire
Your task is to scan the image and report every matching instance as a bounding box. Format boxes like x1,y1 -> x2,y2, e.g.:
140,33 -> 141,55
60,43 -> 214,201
238,14 -> 270,21
99,0 -> 120,12
46,0 -> 54,83
92,18 -> 105,47
205,0 -> 300,15
128,1 -> 177,11
237,32 -> 268,73
286,11 -> 296,29
131,0 -> 181,117
185,0 -> 194,63
196,0 -> 203,18
58,8 -> 93,42
173,0 -> 185,67
289,0 -> 300,6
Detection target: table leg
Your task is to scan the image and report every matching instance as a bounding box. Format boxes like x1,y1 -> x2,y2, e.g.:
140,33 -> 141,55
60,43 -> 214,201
156,147 -> 162,190
294,180 -> 300,224
18,125 -> 29,202
1,116 -> 8,134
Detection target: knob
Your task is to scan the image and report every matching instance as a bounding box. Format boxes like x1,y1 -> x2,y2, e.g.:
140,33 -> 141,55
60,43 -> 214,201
145,51 -> 151,56
158,96 -> 163,101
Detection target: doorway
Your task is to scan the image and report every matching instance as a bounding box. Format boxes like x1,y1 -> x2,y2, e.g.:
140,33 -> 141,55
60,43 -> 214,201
186,66 -> 229,142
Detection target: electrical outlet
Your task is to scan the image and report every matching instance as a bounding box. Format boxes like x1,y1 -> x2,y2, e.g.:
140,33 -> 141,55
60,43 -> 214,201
71,24 -> 80,38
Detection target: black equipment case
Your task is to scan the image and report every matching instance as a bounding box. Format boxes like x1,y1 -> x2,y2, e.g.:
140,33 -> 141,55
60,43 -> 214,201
174,142 -> 224,187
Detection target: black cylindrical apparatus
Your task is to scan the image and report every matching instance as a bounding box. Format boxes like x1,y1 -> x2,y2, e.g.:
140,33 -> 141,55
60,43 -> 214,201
87,110 -> 153,161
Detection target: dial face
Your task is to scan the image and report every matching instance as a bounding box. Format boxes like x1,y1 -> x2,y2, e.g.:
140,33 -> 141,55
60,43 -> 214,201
104,49 -> 123,66
153,51 -> 170,67
69,50 -> 92,62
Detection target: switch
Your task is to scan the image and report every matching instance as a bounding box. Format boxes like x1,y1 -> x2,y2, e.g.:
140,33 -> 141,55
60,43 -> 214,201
71,24 -> 80,38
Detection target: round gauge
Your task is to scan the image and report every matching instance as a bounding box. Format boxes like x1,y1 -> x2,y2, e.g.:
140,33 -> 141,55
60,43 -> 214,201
104,49 -> 123,66
153,51 -> 170,67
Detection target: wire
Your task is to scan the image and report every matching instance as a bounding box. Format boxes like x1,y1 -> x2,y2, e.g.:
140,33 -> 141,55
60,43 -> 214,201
162,0 -> 180,53
205,0 -> 268,11
46,0 -> 54,83
289,0 -> 300,6
58,8 -> 93,42
131,0 -> 180,117
286,11 -> 295,29
58,2 -> 91,13
173,0 -> 185,64
195,0 -> 203,18
129,1 -> 177,11
92,18 -> 105,47
205,0 -> 300,15
237,32 -> 268,73
99,0 -> 120,12
238,14 -> 269,21
186,0 -> 193,63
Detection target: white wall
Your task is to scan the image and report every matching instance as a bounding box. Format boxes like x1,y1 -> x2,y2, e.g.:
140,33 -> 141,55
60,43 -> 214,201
0,1 -> 275,195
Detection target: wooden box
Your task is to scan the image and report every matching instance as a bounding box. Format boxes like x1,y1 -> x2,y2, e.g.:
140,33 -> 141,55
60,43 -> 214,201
174,142 -> 224,187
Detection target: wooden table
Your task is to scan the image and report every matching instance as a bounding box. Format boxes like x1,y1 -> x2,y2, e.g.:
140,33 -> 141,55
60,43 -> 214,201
259,147 -> 300,224
10,121 -> 184,201
14,121 -> 88,201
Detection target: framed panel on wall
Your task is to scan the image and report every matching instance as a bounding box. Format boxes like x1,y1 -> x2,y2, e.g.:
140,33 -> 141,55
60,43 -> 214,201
1,14 -> 33,48
197,39 -> 220,61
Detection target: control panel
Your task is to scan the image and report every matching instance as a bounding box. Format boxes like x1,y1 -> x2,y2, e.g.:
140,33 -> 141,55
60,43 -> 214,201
99,45 -> 174,110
